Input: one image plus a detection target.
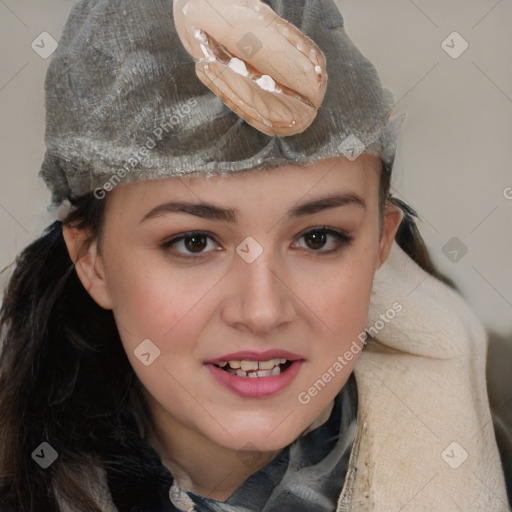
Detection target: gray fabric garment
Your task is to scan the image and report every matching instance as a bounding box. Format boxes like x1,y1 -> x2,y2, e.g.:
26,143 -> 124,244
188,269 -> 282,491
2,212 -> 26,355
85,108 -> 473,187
166,372 -> 358,512
38,0 -> 404,208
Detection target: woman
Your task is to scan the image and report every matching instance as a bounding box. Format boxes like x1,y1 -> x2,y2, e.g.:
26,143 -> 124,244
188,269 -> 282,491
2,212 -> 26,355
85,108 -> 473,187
0,0 -> 509,510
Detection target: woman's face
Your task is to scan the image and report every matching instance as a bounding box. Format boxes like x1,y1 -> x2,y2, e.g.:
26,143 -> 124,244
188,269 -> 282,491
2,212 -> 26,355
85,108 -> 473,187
66,155 -> 400,453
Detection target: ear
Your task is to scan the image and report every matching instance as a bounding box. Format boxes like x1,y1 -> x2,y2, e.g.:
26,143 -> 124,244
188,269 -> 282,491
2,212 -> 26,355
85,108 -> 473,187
375,203 -> 403,270
62,224 -> 113,310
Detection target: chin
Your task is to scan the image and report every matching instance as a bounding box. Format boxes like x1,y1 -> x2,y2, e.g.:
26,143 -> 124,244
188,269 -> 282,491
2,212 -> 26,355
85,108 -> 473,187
208,420 -> 308,454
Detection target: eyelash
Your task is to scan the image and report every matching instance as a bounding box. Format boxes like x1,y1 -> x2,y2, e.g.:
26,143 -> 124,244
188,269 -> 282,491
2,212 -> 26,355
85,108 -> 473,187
160,227 -> 354,260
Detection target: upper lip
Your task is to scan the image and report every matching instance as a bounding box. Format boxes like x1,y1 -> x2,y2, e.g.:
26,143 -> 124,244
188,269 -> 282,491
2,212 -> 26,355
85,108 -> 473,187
204,349 -> 304,365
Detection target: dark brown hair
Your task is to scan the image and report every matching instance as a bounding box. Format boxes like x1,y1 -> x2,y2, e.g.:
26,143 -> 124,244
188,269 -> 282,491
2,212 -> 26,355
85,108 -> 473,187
0,161 -> 454,511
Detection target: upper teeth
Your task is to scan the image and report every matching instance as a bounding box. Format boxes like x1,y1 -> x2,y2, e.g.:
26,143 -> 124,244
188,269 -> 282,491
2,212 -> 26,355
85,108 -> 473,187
217,358 -> 287,370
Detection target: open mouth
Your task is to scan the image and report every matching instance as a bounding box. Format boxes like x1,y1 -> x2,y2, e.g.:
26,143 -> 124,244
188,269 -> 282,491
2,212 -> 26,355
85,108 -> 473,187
206,355 -> 304,398
214,358 -> 293,378
198,29 -> 316,106
173,0 -> 328,136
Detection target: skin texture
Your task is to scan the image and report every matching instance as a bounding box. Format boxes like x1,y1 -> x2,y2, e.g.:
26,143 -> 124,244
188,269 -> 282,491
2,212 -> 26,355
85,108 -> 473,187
63,155 -> 401,501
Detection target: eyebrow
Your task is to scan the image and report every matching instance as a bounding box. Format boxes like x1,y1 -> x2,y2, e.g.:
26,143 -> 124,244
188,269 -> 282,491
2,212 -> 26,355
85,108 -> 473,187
139,193 -> 366,224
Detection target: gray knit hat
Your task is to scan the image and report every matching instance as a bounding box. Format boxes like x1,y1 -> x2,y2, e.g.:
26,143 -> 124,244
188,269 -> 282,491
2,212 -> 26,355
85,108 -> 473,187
39,0 -> 405,207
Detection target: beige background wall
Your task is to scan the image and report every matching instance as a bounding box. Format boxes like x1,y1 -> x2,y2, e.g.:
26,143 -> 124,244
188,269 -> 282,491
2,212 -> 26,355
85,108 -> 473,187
1,0 -> 511,335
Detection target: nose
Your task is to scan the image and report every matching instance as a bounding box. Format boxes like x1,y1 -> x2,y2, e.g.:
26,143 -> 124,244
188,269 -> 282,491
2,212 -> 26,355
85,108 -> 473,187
221,247 -> 297,336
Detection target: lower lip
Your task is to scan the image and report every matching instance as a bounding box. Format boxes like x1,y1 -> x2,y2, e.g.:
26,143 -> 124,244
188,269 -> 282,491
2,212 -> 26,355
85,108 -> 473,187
205,360 -> 304,399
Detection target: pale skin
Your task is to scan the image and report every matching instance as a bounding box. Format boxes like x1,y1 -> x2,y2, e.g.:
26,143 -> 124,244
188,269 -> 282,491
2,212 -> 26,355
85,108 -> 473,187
63,155 -> 402,501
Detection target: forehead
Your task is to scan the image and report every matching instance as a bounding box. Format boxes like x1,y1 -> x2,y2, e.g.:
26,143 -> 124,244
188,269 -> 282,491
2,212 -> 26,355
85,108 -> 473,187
105,155 -> 381,221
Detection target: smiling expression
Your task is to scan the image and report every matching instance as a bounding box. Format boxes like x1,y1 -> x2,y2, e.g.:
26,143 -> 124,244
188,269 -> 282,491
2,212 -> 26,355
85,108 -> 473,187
65,155 -> 401,454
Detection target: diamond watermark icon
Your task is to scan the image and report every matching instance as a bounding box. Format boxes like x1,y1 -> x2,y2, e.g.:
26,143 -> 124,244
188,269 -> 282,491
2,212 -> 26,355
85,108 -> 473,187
134,338 -> 161,366
237,442 -> 264,468
441,441 -> 468,469
236,236 -> 263,263
442,237 -> 468,263
337,135 -> 365,161
32,442 -> 59,469
237,32 -> 263,59
441,32 -> 469,59
31,32 -> 58,59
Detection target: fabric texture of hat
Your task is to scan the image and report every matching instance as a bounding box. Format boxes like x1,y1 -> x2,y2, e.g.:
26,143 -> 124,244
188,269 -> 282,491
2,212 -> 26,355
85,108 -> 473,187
39,0 -> 405,207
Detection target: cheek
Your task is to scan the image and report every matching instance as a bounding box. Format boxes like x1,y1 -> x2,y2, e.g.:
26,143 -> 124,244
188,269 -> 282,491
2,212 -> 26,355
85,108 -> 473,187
305,240 -> 377,339
104,252 -> 216,352
104,258 -> 217,412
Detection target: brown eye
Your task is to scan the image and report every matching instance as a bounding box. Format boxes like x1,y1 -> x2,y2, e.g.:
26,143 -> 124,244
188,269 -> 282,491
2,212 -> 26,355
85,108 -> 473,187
184,234 -> 209,253
160,231 -> 219,258
304,230 -> 328,250
294,228 -> 353,254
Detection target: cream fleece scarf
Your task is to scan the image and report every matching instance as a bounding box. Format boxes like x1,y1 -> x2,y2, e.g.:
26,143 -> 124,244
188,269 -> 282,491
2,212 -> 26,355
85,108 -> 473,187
336,240 -> 510,511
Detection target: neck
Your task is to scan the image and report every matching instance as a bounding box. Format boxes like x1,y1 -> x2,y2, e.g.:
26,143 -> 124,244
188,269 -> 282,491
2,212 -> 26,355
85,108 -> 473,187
137,385 -> 335,502
140,392 -> 281,501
